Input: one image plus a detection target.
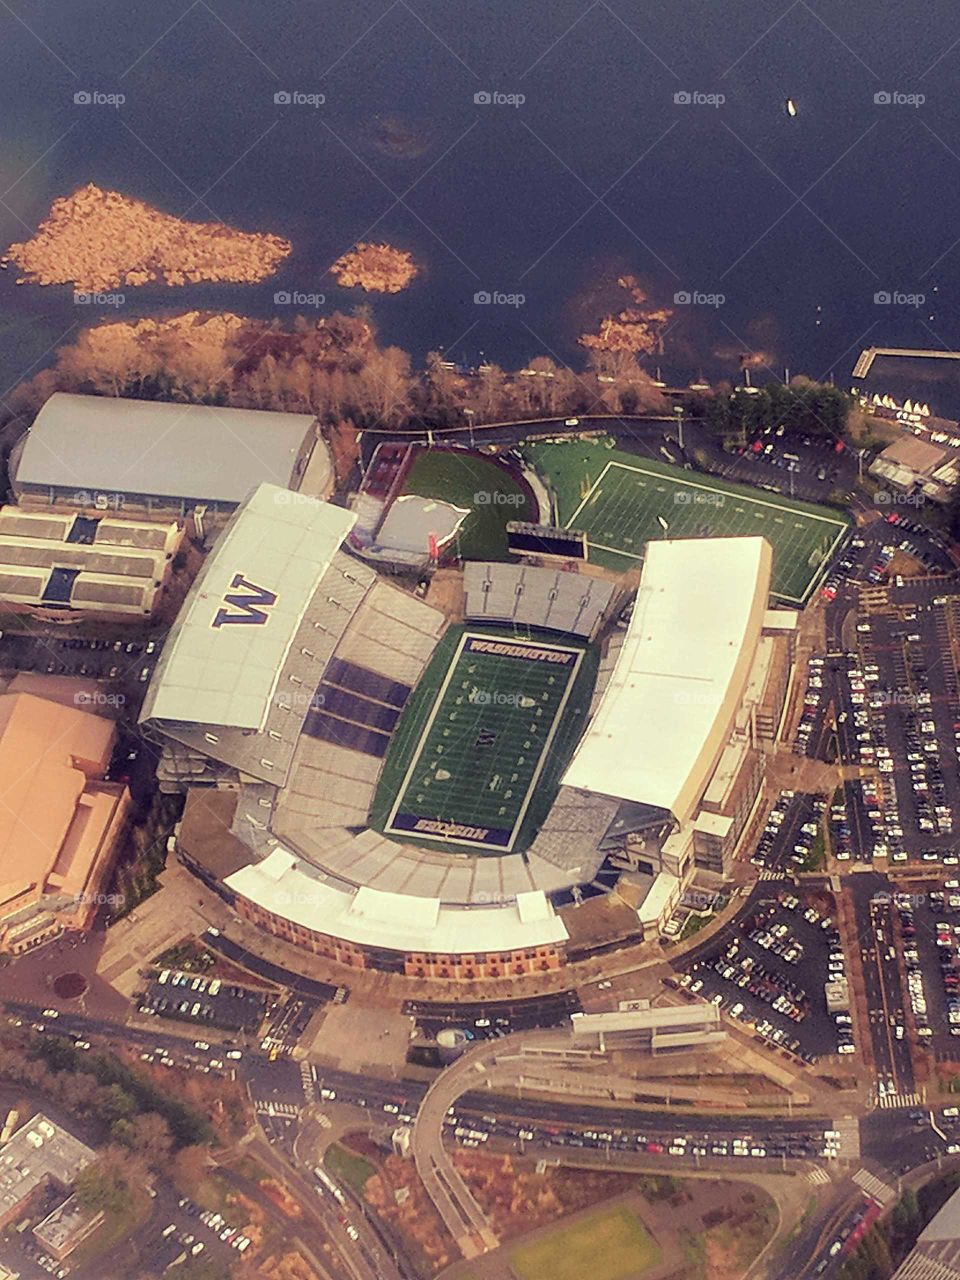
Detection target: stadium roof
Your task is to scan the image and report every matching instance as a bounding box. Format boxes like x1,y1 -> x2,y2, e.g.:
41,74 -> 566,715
14,392 -> 319,504
225,848 -> 569,954
562,536 -> 772,824
140,485 -> 356,731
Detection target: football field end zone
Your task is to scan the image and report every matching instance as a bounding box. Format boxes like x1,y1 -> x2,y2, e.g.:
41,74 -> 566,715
566,458 -> 849,605
384,631 -> 584,853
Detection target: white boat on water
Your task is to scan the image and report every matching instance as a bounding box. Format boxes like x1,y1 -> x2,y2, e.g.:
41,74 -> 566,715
785,98 -> 798,117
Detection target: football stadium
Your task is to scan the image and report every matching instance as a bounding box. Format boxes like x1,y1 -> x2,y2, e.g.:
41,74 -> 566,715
145,445 -> 809,982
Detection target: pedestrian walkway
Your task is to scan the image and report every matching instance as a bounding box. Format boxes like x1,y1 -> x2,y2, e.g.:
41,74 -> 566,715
853,1167 -> 896,1205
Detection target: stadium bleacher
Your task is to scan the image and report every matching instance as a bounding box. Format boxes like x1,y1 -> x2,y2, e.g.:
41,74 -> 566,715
463,561 -> 615,637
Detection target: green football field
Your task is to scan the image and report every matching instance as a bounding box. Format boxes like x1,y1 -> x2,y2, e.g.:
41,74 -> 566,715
525,439 -> 849,604
380,630 -> 586,853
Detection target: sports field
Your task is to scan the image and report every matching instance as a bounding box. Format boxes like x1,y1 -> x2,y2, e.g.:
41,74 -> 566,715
373,627 -> 594,853
525,439 -> 849,604
509,1205 -> 662,1280
401,447 -> 535,559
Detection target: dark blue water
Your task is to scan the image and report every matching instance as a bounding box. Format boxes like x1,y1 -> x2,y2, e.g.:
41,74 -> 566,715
2,1 -> 960,409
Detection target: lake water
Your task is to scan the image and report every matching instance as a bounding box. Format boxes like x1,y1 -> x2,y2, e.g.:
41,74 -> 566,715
2,1 -> 959,411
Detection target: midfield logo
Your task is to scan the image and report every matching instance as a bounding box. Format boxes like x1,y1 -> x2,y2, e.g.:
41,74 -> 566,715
211,573 -> 278,627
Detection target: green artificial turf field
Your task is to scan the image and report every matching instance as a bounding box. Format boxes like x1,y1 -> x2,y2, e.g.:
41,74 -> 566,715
400,447 -> 535,559
525,439 -> 848,603
371,627 -> 595,853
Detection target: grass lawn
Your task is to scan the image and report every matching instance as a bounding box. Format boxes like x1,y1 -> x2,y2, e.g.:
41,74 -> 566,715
525,438 -> 849,604
400,447 -> 535,559
509,1205 -> 661,1280
369,625 -> 597,854
324,1142 -> 377,1195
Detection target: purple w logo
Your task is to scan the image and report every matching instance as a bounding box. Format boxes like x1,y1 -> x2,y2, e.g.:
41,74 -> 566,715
211,573 -> 278,627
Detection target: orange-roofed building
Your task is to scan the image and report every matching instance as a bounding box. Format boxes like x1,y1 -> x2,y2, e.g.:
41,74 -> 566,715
0,692 -> 131,954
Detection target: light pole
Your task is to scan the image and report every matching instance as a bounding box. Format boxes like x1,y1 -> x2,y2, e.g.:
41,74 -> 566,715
673,403 -> 684,451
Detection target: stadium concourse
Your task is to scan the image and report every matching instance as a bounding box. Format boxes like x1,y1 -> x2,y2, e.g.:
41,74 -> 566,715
143,483 -> 799,983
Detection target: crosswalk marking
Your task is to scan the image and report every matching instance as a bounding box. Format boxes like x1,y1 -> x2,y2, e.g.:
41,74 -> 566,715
255,1101 -> 302,1118
877,1090 -> 920,1109
300,1060 -> 317,1103
853,1167 -> 895,1205
806,1167 -> 831,1185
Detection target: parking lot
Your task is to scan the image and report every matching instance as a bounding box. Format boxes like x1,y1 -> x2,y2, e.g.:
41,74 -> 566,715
0,628 -> 163,708
747,789 -> 827,875
854,588 -> 960,862
137,967 -> 267,1033
674,885 -> 851,1064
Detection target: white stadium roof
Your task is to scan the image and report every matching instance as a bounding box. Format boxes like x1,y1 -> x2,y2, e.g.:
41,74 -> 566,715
14,392 -> 318,504
562,536 -> 772,823
141,484 -> 355,730
225,848 -> 569,953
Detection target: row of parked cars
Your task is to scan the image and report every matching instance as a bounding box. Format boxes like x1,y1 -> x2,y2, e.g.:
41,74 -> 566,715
176,1196 -> 252,1255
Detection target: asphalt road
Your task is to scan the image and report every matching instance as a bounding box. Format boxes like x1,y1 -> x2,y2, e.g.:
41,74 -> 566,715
849,874 -> 916,1102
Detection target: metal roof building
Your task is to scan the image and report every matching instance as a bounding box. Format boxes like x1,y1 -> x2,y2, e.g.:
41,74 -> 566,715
140,484 -> 356,732
562,536 -> 772,824
11,393 -> 329,523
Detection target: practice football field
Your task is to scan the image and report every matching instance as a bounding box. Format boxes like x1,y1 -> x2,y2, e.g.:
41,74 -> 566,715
382,631 -> 584,852
526,441 -> 849,603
